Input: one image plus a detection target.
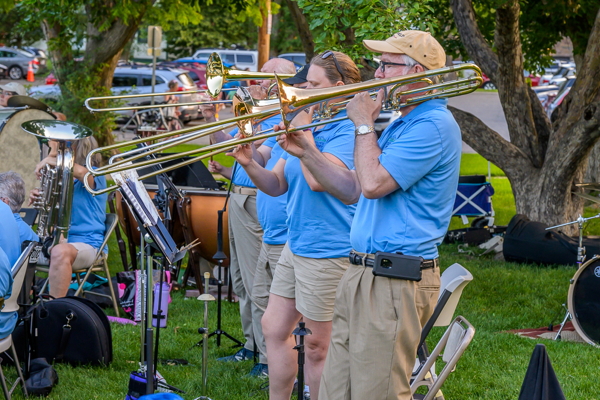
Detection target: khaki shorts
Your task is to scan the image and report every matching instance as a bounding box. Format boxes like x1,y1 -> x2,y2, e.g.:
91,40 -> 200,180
270,243 -> 348,322
69,243 -> 99,270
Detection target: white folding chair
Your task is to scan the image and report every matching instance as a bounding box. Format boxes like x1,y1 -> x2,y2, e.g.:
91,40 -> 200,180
412,263 -> 474,400
0,242 -> 35,399
411,316 -> 475,400
36,213 -> 120,316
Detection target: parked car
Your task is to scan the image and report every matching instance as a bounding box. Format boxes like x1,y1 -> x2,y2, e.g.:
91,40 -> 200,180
545,77 -> 576,119
539,62 -> 575,85
0,47 -> 39,80
278,52 -> 308,68
480,73 -> 496,90
31,66 -> 200,122
192,48 -> 258,71
523,70 -> 540,87
22,47 -> 48,69
548,66 -> 576,87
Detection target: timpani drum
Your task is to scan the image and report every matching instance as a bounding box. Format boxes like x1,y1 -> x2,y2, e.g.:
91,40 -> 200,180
567,255 -> 600,345
0,108 -> 54,194
116,186 -> 230,266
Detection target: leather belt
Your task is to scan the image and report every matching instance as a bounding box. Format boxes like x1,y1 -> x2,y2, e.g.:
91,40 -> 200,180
349,251 -> 439,270
0,297 -> 4,310
231,184 -> 258,196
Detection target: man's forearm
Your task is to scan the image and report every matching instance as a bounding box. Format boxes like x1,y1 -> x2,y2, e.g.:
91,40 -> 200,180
300,146 -> 361,204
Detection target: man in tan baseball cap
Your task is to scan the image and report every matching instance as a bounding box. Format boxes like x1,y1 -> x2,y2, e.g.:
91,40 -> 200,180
315,30 -> 461,400
364,30 -> 447,70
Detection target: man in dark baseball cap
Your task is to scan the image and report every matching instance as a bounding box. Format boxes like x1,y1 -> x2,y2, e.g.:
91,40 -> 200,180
282,64 -> 310,86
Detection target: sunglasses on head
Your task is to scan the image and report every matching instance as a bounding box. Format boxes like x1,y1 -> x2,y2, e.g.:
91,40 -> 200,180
321,51 -> 344,81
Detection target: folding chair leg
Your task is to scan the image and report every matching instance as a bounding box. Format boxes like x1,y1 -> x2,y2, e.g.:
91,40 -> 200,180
11,343 -> 27,397
103,262 -> 120,317
0,359 -> 10,400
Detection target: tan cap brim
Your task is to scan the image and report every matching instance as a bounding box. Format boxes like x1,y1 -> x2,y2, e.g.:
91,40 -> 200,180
363,39 -> 403,55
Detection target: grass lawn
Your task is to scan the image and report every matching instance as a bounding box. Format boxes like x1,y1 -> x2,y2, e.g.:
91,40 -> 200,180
9,151 -> 600,399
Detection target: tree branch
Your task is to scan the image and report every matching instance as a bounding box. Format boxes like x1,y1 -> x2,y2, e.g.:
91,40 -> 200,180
450,0 -> 499,81
284,0 -> 314,61
449,106 -> 529,174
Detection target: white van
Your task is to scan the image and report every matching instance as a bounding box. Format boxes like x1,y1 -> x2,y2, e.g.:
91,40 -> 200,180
192,49 -> 258,71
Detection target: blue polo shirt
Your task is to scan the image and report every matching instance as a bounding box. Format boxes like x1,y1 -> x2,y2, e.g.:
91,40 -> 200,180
231,114 -> 282,188
257,136 -> 288,245
0,202 -> 21,266
350,99 -> 461,259
68,175 -> 107,250
0,247 -> 17,339
282,110 -> 356,258
14,214 -> 39,243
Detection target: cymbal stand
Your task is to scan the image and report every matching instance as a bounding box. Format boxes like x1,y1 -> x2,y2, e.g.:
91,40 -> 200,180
195,273 -> 216,400
546,213 -> 600,340
293,322 -> 312,400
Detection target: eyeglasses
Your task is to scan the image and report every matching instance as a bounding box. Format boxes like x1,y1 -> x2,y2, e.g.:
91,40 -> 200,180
1,91 -> 17,96
321,51 -> 344,81
378,61 -> 409,73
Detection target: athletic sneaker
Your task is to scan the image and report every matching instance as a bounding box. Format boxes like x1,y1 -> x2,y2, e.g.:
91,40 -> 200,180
217,347 -> 257,362
247,363 -> 269,378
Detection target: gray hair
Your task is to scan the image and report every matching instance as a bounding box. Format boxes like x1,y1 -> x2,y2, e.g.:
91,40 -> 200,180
398,54 -> 441,84
74,136 -> 100,167
0,171 -> 26,213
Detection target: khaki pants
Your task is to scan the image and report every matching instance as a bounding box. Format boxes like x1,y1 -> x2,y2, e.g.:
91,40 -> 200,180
228,193 -> 263,353
319,263 -> 440,400
250,242 -> 285,364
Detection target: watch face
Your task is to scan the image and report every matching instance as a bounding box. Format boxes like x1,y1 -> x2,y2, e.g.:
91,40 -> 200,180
357,124 -> 373,134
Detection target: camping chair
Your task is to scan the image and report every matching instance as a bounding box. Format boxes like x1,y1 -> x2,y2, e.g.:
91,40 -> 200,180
37,213 -> 120,316
0,242 -> 35,399
453,175 -> 495,226
411,263 -> 474,399
411,316 -> 475,400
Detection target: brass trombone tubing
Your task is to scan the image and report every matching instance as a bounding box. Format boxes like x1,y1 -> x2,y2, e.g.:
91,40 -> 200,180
277,63 -> 482,127
82,116 -> 348,196
86,108 -> 279,176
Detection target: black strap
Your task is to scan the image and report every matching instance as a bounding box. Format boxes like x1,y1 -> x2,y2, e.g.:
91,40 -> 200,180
56,312 -> 74,362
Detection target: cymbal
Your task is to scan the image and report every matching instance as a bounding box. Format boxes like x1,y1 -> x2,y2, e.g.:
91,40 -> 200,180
575,182 -> 600,190
7,95 -> 51,112
574,191 -> 600,204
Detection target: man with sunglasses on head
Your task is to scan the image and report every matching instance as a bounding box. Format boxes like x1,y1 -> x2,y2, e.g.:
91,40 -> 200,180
276,30 -> 461,400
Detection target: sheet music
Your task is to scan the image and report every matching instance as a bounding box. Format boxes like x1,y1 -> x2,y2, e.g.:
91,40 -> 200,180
111,168 -> 160,226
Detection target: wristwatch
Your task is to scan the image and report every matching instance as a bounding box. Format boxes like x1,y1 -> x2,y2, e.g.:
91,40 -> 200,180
355,124 -> 375,136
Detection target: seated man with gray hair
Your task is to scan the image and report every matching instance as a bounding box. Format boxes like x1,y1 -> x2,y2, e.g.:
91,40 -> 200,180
0,171 -> 39,244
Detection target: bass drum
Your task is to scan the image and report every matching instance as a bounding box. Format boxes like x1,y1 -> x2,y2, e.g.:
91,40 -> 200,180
0,108 -> 54,195
568,256 -> 600,345
184,188 -> 230,266
116,186 -> 230,266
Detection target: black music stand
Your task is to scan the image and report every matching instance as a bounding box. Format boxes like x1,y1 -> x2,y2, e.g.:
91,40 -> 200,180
115,172 -> 186,396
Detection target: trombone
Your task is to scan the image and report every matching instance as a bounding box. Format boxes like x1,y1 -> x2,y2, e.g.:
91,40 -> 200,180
84,53 -> 295,113
83,63 -> 482,196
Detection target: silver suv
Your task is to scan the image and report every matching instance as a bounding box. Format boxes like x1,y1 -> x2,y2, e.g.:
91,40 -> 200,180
31,66 -> 200,122
111,66 -> 199,121
0,47 -> 39,80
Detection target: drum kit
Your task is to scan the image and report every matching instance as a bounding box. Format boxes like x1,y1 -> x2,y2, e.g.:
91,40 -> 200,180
547,206 -> 600,346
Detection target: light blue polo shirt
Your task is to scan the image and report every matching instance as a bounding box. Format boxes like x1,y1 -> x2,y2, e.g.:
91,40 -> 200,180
0,246 -> 17,339
68,175 -> 108,250
350,99 -> 461,259
231,114 -> 282,188
0,202 -> 21,266
257,137 -> 288,245
282,110 -> 356,258
14,214 -> 39,243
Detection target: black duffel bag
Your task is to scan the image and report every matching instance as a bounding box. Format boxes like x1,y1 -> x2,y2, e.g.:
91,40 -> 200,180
503,214 -> 600,266
30,296 -> 113,366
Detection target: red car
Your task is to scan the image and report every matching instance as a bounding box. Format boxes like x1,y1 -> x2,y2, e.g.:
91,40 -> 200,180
480,71 -> 540,90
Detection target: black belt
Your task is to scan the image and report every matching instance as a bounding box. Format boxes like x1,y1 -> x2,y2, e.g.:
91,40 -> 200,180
349,252 -> 438,270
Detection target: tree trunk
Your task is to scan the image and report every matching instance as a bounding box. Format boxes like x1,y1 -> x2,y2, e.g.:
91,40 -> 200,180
284,0 -> 314,62
449,0 -> 600,234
